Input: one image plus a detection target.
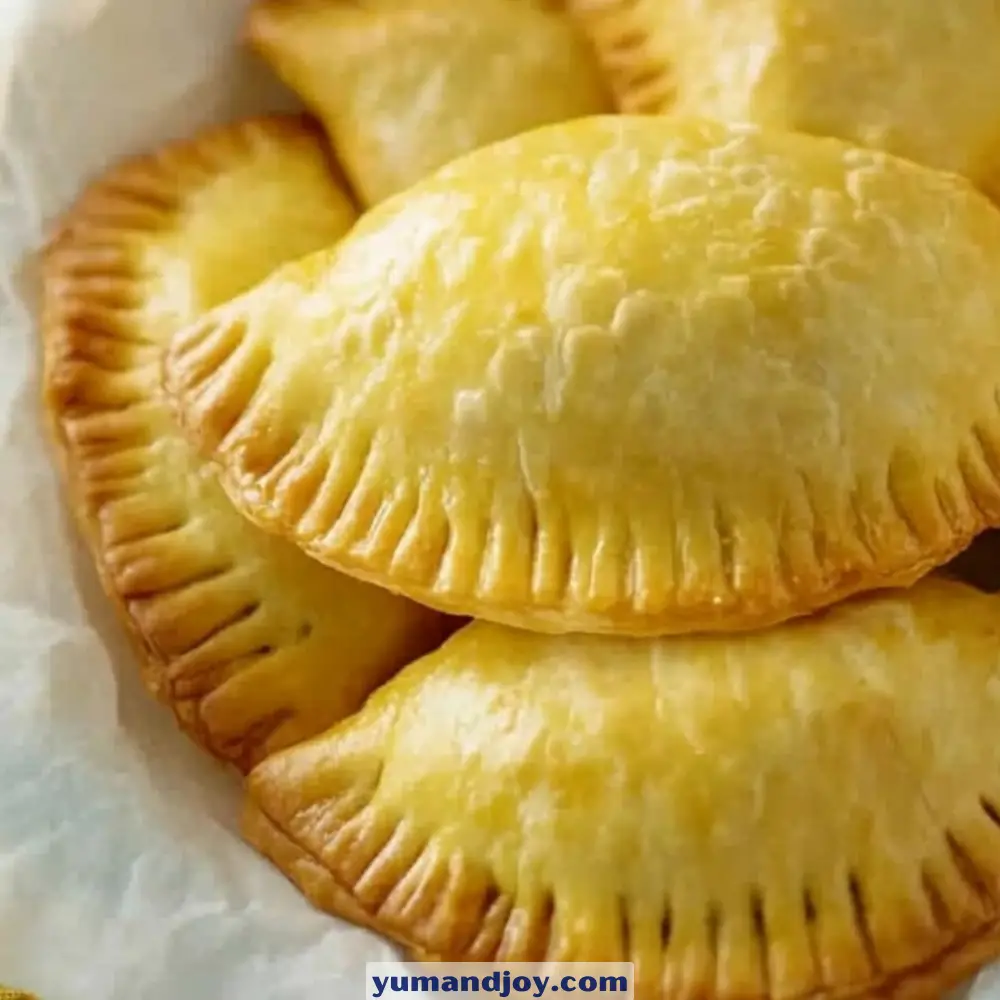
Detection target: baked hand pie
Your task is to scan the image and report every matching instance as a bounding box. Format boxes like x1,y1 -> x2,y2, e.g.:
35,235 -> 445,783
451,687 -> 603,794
42,115 -> 451,772
568,0 -> 1000,194
245,0 -> 612,205
164,116 -> 1000,636
243,576 -> 1000,1000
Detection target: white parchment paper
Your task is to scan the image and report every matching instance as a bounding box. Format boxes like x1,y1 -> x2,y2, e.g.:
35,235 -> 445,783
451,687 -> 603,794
0,1 -> 996,998
0,1 -> 408,997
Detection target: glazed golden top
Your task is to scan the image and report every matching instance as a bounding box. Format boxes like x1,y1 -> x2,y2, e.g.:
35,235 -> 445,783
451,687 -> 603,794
248,577 -> 1000,993
165,116 -> 1000,636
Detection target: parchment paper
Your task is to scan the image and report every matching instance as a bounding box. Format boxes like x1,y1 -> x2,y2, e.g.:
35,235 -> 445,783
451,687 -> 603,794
0,1 -> 408,996
0,1 -> 996,998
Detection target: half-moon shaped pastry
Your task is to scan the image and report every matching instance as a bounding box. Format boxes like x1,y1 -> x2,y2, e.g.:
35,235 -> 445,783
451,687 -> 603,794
568,0 -> 1000,195
245,0 -> 612,205
244,576 -> 1000,1000
164,116 -> 1000,636
42,116 -> 451,772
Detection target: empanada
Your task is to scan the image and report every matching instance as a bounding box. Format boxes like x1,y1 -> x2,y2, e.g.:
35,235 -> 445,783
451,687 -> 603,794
568,0 -> 1000,195
42,115 -> 451,772
244,576 -> 1000,1000
165,117 -> 1000,636
245,0 -> 612,205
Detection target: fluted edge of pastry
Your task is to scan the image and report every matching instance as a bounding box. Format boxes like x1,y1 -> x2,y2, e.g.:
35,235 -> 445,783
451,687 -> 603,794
164,303 -> 1000,637
40,116 -> 322,768
243,797 -> 1000,1000
40,114 -> 452,771
566,0 -> 673,112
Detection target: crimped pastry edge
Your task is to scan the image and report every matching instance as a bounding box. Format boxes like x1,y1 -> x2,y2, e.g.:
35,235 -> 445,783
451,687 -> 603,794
39,113 -> 369,772
565,0 -> 674,113
161,349 -> 986,637
242,796 -> 1000,1000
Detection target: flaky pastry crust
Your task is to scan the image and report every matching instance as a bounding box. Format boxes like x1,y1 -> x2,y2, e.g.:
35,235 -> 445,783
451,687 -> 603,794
567,0 -> 1000,192
246,0 -> 612,205
41,115 -> 452,772
244,577 -> 1000,1000
165,117 -> 1000,636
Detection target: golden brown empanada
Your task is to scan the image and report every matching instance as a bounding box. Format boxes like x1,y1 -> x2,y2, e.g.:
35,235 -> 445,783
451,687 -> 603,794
245,0 -> 612,205
164,116 -> 1000,636
244,576 -> 1000,1000
568,0 -> 1000,194
42,115 -> 452,772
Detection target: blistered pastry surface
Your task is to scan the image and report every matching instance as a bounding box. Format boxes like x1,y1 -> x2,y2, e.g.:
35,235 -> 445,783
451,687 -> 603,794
166,117 -> 1000,634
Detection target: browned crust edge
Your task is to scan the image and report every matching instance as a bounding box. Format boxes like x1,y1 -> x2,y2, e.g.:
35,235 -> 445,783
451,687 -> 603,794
39,113 -> 342,774
243,795 -> 1000,1000
162,308 -> 990,636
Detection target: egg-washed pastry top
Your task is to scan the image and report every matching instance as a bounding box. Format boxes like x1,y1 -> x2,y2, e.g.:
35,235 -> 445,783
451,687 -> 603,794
244,576 -> 1000,1000
164,115 -> 1000,637
568,0 -> 1000,196
246,0 -> 612,205
41,115 -> 451,772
